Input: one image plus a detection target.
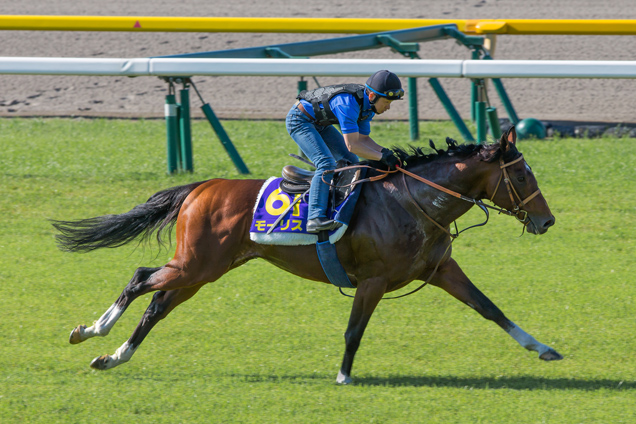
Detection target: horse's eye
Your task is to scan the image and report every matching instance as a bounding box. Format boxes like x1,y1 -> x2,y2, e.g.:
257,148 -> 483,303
517,176 -> 525,183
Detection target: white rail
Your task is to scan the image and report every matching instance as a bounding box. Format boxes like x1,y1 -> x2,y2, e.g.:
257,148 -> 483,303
1,57 -> 636,79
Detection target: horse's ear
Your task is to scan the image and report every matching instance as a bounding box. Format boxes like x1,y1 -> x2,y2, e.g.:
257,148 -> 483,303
507,126 -> 517,144
500,126 -> 517,152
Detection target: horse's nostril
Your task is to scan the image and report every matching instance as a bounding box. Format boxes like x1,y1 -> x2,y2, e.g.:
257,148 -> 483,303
543,218 -> 555,228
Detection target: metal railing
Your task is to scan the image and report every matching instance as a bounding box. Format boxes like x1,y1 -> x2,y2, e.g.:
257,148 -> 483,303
3,16 -> 636,35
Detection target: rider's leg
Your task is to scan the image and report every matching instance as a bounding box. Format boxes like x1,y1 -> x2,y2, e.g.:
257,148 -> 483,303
286,106 -> 336,222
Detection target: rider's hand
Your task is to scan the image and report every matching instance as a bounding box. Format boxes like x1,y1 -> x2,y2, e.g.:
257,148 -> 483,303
379,148 -> 401,170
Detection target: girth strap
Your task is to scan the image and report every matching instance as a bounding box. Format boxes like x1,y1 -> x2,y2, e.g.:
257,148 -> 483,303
316,240 -> 355,288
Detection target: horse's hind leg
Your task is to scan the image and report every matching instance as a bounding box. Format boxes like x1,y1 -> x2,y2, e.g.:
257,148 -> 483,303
428,258 -> 563,361
69,266 -> 162,344
90,284 -> 203,370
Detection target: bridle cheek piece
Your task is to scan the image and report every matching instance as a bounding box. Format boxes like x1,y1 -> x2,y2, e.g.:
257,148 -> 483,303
489,155 -> 541,223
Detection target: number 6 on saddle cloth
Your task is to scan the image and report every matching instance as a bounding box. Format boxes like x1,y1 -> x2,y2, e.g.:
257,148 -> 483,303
249,162 -> 365,288
249,161 -> 365,244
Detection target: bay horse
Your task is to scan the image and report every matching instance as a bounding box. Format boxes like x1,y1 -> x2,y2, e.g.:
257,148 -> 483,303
54,126 -> 562,384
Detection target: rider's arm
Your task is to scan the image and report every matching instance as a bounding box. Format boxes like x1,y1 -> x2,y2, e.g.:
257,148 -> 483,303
343,132 -> 383,160
331,95 -> 385,160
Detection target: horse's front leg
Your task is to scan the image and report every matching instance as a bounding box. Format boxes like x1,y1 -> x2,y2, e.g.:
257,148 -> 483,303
337,276 -> 388,384
428,258 -> 563,361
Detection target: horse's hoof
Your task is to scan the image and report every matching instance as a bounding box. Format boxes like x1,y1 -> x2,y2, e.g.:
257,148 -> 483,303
336,371 -> 353,385
90,355 -> 111,370
69,325 -> 86,344
539,348 -> 564,361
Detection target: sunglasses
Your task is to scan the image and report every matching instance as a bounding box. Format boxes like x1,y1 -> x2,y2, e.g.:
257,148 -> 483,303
366,84 -> 405,100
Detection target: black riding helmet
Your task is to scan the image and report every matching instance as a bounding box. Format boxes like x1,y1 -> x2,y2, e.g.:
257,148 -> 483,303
365,70 -> 404,102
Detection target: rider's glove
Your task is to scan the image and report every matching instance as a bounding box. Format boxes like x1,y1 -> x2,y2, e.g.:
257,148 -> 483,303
379,148 -> 401,170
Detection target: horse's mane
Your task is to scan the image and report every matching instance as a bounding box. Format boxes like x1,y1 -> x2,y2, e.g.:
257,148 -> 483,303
393,137 -> 520,168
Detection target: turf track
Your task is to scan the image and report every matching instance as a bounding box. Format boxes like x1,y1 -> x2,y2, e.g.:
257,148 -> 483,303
1,118 -> 634,423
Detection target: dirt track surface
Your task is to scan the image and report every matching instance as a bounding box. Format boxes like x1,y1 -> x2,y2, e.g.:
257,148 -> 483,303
1,1 -> 636,123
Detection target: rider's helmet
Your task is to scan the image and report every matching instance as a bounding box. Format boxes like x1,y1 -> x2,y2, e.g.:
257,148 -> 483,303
365,70 -> 405,102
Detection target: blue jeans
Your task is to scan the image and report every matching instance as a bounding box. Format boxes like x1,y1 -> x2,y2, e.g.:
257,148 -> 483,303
286,105 -> 358,220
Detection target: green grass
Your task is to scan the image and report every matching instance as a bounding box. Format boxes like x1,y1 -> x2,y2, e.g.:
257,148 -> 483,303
1,118 -> 635,423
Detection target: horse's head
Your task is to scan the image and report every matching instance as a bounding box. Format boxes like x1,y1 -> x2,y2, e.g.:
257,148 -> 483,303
484,126 -> 555,235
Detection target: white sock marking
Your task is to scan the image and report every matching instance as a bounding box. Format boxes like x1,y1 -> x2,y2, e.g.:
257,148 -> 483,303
83,304 -> 124,339
507,322 -> 550,355
93,341 -> 138,370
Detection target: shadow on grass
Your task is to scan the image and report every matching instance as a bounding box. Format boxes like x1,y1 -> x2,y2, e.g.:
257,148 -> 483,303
224,373 -> 633,391
355,375 -> 634,391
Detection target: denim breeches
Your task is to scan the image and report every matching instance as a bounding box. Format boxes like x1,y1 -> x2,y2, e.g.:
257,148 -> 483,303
285,105 -> 358,220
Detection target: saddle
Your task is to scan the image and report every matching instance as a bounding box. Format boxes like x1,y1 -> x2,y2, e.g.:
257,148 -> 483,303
280,160 -> 362,208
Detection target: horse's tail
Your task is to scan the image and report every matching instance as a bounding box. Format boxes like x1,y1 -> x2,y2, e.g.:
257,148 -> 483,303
51,181 -> 208,253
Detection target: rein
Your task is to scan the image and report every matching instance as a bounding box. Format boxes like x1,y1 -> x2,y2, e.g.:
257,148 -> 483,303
324,154 -> 539,300
323,156 -> 532,229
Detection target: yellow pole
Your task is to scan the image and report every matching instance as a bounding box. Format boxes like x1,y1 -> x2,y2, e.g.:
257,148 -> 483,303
0,16 -> 468,33
2,16 -> 636,36
468,19 -> 636,35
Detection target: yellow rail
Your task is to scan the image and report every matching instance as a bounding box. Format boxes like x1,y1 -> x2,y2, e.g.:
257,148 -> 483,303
1,16 -> 635,36
466,19 -> 636,35
0,16 -> 466,33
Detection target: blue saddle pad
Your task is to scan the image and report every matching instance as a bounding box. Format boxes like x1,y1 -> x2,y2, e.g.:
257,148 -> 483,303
249,176 -> 362,246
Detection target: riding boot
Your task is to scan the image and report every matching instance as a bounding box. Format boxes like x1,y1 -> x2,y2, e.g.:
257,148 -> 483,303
307,217 -> 342,233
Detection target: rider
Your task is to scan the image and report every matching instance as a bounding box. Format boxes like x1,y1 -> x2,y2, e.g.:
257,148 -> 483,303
286,69 -> 403,233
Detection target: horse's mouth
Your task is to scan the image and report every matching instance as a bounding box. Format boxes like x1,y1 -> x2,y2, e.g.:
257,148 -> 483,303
525,216 -> 555,235
527,221 -> 542,235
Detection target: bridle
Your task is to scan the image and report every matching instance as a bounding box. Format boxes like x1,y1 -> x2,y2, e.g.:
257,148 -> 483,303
397,153 -> 541,236
322,153 -> 541,234
489,154 -> 542,223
